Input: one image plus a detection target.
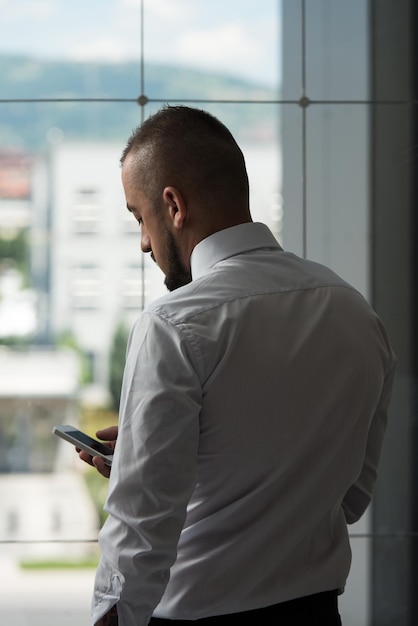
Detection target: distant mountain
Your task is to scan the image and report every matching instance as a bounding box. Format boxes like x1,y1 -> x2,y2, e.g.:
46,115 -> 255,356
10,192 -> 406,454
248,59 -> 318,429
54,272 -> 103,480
0,56 -> 280,152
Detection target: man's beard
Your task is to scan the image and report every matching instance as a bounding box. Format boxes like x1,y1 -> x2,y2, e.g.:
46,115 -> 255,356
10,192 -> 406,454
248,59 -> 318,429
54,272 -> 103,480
163,229 -> 192,292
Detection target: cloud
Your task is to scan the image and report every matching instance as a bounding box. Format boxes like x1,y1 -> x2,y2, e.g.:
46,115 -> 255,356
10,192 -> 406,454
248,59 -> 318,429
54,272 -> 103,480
141,0 -> 192,20
0,0 -> 55,21
119,0 -> 192,20
177,23 -> 255,68
70,38 -> 131,63
140,2 -> 280,85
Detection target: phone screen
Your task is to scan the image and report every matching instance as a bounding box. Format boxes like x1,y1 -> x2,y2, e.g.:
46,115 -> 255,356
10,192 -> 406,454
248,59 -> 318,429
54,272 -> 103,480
68,429 -> 113,455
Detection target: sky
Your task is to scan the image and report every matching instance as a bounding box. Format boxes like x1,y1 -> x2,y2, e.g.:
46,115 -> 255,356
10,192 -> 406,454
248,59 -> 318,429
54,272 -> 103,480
0,0 -> 281,87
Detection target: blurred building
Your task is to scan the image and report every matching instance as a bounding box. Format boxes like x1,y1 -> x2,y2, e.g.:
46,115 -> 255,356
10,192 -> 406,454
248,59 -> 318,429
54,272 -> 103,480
0,346 -> 81,472
31,142 -> 167,396
0,151 -> 32,232
0,151 -> 38,338
0,324 -> 99,561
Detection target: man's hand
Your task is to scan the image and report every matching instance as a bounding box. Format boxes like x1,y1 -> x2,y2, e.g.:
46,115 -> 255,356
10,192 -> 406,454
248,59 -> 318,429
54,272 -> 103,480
77,426 -> 118,479
95,604 -> 119,625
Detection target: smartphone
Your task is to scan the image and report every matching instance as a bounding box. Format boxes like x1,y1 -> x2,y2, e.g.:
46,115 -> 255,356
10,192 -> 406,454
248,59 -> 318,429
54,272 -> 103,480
52,424 -> 114,466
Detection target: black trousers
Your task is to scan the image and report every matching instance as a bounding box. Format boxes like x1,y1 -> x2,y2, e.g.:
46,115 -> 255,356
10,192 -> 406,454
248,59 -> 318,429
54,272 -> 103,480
149,590 -> 342,625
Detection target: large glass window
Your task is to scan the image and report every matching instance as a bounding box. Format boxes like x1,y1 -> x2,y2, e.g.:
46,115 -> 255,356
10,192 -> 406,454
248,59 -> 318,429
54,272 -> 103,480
0,1 -> 410,624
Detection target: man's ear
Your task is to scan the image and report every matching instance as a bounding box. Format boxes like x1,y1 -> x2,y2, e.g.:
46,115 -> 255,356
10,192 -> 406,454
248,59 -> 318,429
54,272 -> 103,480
163,186 -> 187,229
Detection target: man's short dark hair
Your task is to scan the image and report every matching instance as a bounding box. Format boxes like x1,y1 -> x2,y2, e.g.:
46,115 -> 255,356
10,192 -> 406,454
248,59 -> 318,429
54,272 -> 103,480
121,105 -> 249,208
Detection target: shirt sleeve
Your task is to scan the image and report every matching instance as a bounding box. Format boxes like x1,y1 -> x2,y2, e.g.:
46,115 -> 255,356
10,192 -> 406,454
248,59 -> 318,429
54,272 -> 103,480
91,311 -> 202,626
342,350 -> 397,525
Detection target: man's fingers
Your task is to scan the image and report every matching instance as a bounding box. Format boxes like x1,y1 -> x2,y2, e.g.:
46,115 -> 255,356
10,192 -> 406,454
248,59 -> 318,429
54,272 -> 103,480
92,456 -> 111,478
78,449 -> 95,466
96,426 -> 118,445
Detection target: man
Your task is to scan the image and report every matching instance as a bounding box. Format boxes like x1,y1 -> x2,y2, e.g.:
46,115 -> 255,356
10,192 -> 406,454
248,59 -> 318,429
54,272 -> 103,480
81,105 -> 396,626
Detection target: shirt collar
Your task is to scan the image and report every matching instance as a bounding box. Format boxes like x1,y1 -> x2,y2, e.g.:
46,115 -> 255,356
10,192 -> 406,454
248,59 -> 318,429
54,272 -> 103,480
190,222 -> 282,280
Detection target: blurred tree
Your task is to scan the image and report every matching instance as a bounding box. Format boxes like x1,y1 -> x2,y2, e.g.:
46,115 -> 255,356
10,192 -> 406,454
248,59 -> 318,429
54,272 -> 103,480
108,322 -> 129,411
0,229 -> 29,284
56,330 -> 92,385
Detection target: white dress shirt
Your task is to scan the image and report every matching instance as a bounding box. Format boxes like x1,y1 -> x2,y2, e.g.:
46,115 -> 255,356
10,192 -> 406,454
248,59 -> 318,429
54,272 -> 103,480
92,222 -> 396,626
